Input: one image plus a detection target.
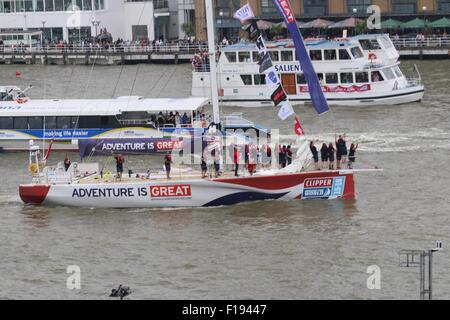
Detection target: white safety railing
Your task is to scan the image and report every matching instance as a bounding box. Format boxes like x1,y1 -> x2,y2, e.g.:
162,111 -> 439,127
392,36 -> 450,48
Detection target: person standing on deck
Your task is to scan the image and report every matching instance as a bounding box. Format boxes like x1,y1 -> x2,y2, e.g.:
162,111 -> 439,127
286,145 -> 293,166
309,141 -> 319,170
328,143 -> 335,170
348,143 -> 358,169
201,156 -> 207,178
320,143 -> 328,169
114,154 -> 125,181
64,154 -> 71,172
164,152 -> 172,180
336,135 -> 347,169
233,146 -> 240,177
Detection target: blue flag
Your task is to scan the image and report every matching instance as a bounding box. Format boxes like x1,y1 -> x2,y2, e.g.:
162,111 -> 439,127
271,0 -> 330,115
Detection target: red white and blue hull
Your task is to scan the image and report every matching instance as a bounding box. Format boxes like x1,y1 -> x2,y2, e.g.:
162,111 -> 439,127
19,171 -> 355,208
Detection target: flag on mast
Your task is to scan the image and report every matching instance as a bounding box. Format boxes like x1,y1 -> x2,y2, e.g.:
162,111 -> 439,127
294,116 -> 305,136
278,100 -> 295,120
233,3 -> 255,23
271,0 -> 330,115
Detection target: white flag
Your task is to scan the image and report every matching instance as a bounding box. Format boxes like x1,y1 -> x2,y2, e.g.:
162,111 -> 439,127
264,66 -> 281,87
278,100 -> 295,121
233,3 -> 255,23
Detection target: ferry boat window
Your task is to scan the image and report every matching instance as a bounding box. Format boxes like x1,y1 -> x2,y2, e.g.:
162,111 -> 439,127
309,50 -> 322,61
281,50 -> 293,61
240,75 -> 253,85
371,71 -> 384,82
382,68 -> 396,80
254,75 -> 266,85
317,73 -> 324,85
350,47 -> 364,59
225,52 -> 237,63
359,39 -> 381,50
45,116 -> 57,129
324,50 -> 337,60
238,52 -> 251,63
0,117 -> 13,129
13,117 -> 28,129
269,51 -> 279,62
326,73 -> 339,84
393,66 -> 403,78
79,116 -> 101,128
28,116 -> 42,129
339,49 -> 351,60
252,51 -> 261,63
297,74 -> 307,84
340,73 -> 354,84
57,117 -> 72,129
356,72 -> 369,83
380,35 -> 394,49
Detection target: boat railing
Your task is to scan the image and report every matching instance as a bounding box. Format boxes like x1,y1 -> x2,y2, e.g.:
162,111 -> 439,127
223,113 -> 255,127
119,119 -> 155,126
392,36 -> 450,48
0,43 -> 210,55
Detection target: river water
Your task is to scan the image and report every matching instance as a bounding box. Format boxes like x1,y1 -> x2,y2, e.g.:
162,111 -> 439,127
0,60 -> 449,300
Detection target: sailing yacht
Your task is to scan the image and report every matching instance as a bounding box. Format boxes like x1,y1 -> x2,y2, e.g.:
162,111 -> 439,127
19,0 -> 368,208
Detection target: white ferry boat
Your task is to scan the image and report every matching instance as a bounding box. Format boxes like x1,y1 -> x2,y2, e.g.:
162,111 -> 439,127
0,88 -> 213,151
192,34 -> 424,107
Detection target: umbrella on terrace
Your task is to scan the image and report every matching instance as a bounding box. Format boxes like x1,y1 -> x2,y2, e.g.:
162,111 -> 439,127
301,18 -> 333,29
401,18 -> 429,29
428,17 -> 450,28
381,18 -> 403,29
328,17 -> 364,29
256,20 -> 274,30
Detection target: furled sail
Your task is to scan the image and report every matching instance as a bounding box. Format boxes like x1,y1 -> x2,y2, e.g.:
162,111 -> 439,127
271,0 -> 330,115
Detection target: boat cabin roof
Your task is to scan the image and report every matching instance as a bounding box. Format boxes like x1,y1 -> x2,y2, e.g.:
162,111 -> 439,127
0,97 -> 210,117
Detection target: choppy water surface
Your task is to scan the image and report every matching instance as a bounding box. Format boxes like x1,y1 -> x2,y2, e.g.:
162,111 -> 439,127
0,61 -> 449,299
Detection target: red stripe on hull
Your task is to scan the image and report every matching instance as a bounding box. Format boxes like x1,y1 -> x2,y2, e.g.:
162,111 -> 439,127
19,185 -> 51,205
216,171 -> 353,192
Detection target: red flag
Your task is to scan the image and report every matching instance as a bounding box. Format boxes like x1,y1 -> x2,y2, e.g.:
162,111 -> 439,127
44,141 -> 54,161
15,71 -> 22,78
294,116 -> 305,137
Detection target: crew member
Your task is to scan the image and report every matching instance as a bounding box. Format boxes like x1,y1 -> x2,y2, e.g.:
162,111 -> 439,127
164,152 -> 172,180
64,154 -> 71,172
348,143 -> 358,169
114,154 -> 125,181
310,141 -> 319,170
286,145 -> 293,166
328,143 -> 335,170
233,146 -> 240,177
320,143 -> 328,169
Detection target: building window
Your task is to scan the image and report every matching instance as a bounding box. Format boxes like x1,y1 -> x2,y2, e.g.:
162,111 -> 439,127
391,0 -> 416,14
304,0 -> 328,16
437,0 -> 450,12
347,0 -> 372,14
260,0 -> 278,16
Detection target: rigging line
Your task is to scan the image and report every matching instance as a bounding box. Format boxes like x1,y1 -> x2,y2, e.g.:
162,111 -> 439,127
101,0 -> 149,168
157,65 -> 179,98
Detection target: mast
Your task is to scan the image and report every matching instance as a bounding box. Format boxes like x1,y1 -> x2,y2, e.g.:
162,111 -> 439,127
205,0 -> 221,126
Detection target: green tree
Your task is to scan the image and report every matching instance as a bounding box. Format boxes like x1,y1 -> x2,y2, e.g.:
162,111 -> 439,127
269,23 -> 283,39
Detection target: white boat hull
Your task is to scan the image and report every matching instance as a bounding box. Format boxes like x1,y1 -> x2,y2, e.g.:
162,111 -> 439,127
20,171 -> 355,208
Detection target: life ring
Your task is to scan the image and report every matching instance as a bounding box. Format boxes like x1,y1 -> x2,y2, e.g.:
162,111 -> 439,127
368,52 -> 377,61
16,97 -> 28,104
